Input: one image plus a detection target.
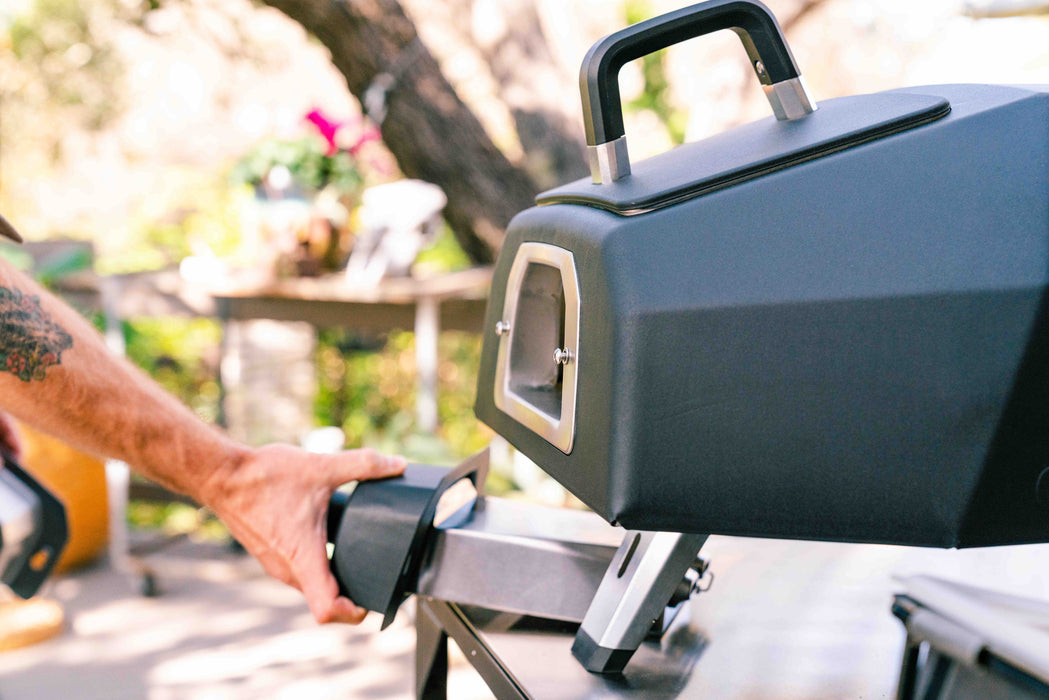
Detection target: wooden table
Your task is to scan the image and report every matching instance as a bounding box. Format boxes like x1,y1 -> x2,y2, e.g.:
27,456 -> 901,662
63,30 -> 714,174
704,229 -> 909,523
206,267 -> 493,431
63,266 -> 493,432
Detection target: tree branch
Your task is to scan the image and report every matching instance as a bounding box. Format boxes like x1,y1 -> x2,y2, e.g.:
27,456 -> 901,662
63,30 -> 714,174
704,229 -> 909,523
259,0 -> 542,263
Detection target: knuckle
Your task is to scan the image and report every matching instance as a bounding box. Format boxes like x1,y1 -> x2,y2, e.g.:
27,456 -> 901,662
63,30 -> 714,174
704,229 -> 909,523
356,447 -> 380,464
311,602 -> 334,624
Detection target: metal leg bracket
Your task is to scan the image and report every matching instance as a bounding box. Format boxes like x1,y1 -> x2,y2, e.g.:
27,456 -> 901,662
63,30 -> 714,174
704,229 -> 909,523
572,531 -> 709,674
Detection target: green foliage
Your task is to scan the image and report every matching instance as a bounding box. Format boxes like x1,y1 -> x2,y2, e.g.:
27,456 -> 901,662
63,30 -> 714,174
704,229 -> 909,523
97,178 -> 245,274
126,499 -> 228,541
123,317 -> 223,423
433,332 -> 490,456
5,0 -> 125,136
109,217 -> 201,273
623,0 -> 687,145
315,329 -> 491,465
414,225 -> 473,274
229,137 -> 363,195
0,244 -> 34,272
34,246 -> 93,287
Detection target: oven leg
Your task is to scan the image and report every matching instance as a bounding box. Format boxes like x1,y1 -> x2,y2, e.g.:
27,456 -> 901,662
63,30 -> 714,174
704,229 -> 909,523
415,599 -> 449,700
572,531 -> 708,674
896,639 -> 920,700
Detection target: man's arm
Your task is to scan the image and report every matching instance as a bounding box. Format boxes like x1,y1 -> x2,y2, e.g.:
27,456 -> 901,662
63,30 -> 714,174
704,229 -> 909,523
0,258 -> 404,623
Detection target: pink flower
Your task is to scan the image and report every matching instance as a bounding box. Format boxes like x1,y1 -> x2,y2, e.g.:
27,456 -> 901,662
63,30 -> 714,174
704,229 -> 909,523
348,126 -> 381,156
305,108 -> 344,157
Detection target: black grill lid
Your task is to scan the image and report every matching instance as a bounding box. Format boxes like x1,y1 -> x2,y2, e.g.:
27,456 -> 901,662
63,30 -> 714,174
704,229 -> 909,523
537,91 -> 950,215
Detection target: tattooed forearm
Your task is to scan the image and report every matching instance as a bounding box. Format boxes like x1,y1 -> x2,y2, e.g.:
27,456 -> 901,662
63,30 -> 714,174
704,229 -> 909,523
0,286 -> 73,381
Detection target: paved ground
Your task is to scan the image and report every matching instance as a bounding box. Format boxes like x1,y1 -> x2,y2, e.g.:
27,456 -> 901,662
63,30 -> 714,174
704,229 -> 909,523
0,538 -> 493,700
2,534 -> 1049,699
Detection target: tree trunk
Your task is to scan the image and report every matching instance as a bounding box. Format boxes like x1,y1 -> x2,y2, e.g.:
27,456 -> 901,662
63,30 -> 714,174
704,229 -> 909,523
401,0 -> 589,190
471,0 -> 590,188
260,0 -> 543,264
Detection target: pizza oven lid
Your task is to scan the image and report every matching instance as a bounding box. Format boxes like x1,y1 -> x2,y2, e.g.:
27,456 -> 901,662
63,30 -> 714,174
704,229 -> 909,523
535,0 -> 950,216
537,91 -> 949,216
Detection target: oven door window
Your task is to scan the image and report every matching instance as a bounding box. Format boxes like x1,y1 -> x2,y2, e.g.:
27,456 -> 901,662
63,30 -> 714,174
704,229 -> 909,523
494,242 -> 580,454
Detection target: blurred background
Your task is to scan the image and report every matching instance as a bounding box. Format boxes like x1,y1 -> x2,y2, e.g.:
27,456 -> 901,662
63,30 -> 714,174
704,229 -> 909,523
2,0 -> 1047,496
0,0 -> 1047,697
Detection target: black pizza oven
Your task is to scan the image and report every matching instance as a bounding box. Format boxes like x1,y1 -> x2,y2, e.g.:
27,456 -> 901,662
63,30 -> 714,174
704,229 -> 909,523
474,0 -> 1049,548
330,1 -> 1049,677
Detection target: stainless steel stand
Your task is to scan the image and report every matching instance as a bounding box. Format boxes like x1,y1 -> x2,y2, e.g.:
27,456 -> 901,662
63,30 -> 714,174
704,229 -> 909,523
405,498 -> 711,696
892,576 -> 1049,699
416,497 -> 622,622
572,531 -> 709,674
414,596 -> 707,700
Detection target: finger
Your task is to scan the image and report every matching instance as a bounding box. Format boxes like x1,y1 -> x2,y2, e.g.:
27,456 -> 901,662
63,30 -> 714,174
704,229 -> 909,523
329,448 -> 406,486
296,539 -> 368,624
299,562 -> 341,624
304,576 -> 368,624
328,596 -> 369,625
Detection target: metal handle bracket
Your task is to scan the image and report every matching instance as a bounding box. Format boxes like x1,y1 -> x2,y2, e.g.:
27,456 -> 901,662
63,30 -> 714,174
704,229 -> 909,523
580,0 -> 817,183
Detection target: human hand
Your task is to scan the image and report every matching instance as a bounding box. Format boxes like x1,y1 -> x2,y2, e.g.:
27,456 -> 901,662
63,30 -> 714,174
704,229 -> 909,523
202,445 -> 405,624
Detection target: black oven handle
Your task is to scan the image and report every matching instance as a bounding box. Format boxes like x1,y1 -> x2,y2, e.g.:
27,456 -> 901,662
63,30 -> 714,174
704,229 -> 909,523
580,0 -> 816,183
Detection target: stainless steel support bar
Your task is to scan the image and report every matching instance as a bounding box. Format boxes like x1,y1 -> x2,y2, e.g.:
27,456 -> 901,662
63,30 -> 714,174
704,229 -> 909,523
763,76 -> 818,121
415,497 -> 623,623
572,531 -> 709,674
588,136 -> 631,184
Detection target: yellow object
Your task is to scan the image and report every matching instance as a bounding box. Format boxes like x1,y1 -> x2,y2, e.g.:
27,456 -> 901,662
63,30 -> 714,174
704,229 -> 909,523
0,599 -> 64,651
17,423 -> 108,573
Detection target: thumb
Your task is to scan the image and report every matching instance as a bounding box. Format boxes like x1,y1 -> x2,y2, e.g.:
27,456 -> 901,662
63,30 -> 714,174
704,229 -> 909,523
328,448 -> 406,486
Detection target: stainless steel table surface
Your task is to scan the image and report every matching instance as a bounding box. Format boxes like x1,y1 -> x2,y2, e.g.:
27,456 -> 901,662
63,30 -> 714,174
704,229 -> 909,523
446,535 -> 1049,699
